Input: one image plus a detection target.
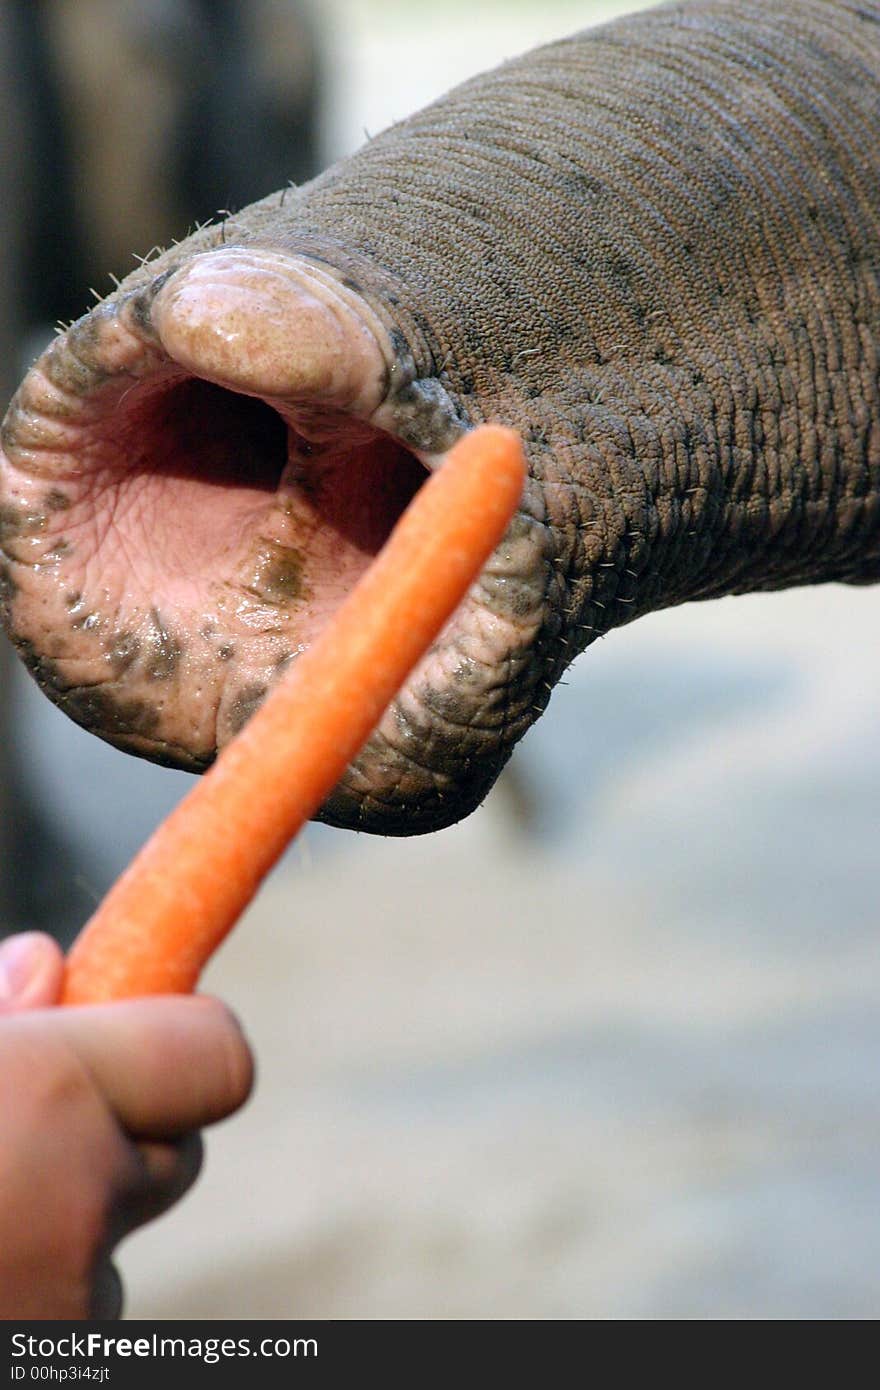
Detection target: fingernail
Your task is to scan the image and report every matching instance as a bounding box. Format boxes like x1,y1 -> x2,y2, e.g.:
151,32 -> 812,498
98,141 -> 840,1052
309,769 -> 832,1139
0,934 -> 42,1002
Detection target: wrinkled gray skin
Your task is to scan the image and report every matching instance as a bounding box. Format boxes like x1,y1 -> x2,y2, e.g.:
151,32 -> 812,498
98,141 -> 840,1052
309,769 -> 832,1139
2,0 -> 879,834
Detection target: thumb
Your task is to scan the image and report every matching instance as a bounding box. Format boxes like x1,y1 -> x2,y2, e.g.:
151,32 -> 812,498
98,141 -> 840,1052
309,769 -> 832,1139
0,932 -> 66,1012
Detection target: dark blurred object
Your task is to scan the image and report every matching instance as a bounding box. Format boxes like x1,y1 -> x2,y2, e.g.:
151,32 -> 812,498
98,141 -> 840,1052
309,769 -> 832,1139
10,0 -> 324,332
1,0 -> 325,935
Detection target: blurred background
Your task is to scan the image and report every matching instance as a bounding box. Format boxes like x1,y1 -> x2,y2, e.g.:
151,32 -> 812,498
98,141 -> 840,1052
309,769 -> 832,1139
2,0 -> 880,1320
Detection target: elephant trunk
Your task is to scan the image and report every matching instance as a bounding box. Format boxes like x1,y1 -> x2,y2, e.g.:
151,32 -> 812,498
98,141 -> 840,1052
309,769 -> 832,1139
1,0 -> 879,832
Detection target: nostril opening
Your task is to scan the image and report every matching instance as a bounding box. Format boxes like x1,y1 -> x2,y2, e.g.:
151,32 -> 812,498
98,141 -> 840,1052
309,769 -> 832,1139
300,432 -> 428,556
126,377 -> 290,494
55,369 -> 430,635
110,375 -> 428,555
5,353 -> 435,754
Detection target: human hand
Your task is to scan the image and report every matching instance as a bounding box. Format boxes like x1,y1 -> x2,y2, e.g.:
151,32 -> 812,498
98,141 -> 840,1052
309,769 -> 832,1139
0,932 -> 253,1320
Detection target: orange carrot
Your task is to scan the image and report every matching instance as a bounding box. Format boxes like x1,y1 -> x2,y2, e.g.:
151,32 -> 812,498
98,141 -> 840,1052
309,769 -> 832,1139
61,425 -> 526,1004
